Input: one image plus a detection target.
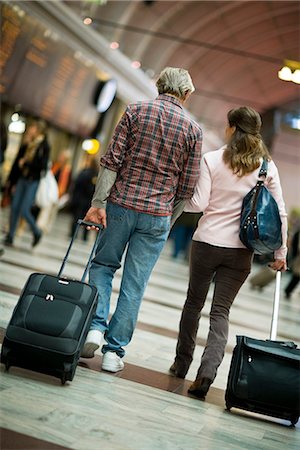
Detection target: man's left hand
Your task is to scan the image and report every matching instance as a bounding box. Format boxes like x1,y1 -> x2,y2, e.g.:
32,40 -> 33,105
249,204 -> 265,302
83,207 -> 107,229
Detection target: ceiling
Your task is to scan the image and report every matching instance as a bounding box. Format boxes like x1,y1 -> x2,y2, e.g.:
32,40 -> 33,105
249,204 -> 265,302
64,0 -> 299,136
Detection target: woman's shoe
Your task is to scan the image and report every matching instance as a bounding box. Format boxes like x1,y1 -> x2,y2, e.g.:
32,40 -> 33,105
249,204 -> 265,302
188,377 -> 213,399
169,362 -> 187,379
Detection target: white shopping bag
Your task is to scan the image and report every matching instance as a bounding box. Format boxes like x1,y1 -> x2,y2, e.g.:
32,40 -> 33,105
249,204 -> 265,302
36,170 -> 59,208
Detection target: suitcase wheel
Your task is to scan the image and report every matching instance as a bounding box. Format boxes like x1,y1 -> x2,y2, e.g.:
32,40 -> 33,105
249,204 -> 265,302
61,373 -> 67,385
225,401 -> 232,411
291,415 -> 299,426
5,362 -> 10,372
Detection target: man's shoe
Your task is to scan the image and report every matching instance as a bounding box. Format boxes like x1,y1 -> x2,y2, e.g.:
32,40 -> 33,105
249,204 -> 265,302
3,235 -> 13,247
188,377 -> 213,400
32,232 -> 42,248
169,361 -> 186,379
102,352 -> 124,372
81,330 -> 103,358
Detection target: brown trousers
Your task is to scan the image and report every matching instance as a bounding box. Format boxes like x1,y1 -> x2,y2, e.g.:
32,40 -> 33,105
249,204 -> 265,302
174,241 -> 253,381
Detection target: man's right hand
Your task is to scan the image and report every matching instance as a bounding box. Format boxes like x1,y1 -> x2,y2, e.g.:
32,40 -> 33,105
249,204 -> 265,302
83,207 -> 107,229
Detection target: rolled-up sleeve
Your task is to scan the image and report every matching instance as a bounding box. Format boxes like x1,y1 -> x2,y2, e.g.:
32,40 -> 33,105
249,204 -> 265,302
176,126 -> 202,199
100,107 -> 131,172
184,155 -> 211,212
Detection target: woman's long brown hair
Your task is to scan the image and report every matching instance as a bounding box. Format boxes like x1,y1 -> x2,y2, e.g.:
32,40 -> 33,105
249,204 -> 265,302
223,106 -> 271,177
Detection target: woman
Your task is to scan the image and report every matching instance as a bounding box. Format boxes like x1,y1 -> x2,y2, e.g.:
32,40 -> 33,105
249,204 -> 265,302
169,106 -> 287,399
4,120 -> 50,247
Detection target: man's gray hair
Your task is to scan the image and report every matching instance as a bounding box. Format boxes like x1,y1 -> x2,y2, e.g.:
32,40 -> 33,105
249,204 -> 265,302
156,67 -> 195,99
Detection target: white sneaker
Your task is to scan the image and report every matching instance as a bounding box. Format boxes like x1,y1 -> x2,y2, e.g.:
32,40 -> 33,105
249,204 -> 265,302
81,330 -> 103,358
102,352 -> 124,372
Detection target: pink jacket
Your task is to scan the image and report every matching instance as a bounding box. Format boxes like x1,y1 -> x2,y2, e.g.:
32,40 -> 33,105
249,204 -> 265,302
185,146 -> 288,259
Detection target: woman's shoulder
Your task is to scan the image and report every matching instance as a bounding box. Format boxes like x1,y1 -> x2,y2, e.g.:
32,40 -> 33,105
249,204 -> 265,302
266,158 -> 279,176
203,145 -> 226,164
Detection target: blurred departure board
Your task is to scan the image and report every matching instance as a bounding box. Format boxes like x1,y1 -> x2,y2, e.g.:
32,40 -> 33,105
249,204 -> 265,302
0,4 -> 100,136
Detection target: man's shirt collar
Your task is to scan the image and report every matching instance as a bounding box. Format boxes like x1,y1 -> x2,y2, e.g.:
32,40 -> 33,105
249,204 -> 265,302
157,94 -> 183,109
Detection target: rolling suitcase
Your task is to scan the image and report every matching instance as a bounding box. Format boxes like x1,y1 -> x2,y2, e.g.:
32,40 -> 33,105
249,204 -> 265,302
1,219 -> 102,384
225,271 -> 300,425
249,266 -> 276,290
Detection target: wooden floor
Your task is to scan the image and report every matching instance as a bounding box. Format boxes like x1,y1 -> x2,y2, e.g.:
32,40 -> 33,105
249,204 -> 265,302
0,212 -> 299,450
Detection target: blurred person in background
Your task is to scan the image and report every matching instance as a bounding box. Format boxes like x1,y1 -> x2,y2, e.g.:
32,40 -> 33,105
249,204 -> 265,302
4,120 -> 50,247
0,120 -> 8,256
169,106 -> 287,400
37,149 -> 72,233
70,157 -> 99,241
171,212 -> 202,261
52,149 -> 72,198
0,120 -> 8,185
285,226 -> 300,299
81,67 -> 202,373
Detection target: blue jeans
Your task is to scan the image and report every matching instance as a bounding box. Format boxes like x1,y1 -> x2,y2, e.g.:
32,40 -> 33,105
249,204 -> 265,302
8,177 -> 40,241
89,202 -> 171,357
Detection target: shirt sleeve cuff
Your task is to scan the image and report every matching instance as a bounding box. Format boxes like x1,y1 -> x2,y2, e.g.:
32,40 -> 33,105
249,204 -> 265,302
274,246 -> 287,260
91,199 -> 107,209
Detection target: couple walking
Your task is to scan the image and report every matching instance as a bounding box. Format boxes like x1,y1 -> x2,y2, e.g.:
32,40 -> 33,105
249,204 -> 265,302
81,67 -> 287,399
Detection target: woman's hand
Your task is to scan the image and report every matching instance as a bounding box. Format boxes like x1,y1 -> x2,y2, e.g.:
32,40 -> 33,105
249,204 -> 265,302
83,207 -> 107,229
268,259 -> 287,272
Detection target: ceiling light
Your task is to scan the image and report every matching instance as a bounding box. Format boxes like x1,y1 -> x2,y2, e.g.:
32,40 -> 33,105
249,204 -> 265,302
131,61 -> 141,69
278,59 -> 300,84
278,66 -> 292,82
292,69 -> 300,84
110,42 -> 119,50
83,17 -> 93,25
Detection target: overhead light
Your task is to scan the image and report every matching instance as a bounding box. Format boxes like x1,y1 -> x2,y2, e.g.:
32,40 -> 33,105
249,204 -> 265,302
278,66 -> 292,82
83,17 -> 93,25
278,59 -> 300,84
292,69 -> 300,84
110,42 -> 119,50
131,61 -> 141,69
82,139 -> 100,154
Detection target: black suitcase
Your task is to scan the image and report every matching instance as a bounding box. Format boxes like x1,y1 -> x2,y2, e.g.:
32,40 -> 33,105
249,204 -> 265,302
225,271 -> 300,425
1,220 -> 102,384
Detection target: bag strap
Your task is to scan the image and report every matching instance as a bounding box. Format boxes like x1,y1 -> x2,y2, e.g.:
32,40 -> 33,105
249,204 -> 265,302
258,159 -> 268,179
249,159 -> 268,223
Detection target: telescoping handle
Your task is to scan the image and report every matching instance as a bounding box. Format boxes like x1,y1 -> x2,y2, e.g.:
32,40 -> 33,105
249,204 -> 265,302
57,219 -> 103,282
270,270 -> 281,340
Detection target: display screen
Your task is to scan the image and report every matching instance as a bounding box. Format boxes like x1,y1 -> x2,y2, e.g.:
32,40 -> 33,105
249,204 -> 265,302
0,3 -> 100,136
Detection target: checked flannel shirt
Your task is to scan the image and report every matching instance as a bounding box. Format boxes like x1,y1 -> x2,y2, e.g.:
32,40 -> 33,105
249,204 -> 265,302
100,94 -> 202,216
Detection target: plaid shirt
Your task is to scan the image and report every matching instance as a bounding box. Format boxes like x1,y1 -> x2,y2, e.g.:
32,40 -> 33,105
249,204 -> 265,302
100,94 -> 202,216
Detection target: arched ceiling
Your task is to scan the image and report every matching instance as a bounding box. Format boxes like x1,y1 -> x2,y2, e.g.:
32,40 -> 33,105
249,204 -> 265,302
65,0 -> 299,137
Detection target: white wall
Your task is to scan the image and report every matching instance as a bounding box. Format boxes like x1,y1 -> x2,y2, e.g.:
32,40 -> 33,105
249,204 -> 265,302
271,128 -> 300,214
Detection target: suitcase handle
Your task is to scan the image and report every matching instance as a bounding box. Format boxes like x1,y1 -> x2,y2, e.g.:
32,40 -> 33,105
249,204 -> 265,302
266,340 -> 297,349
270,270 -> 281,340
57,219 -> 103,282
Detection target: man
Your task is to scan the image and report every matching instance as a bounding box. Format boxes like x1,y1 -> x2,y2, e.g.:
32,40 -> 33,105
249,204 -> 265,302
81,67 -> 202,372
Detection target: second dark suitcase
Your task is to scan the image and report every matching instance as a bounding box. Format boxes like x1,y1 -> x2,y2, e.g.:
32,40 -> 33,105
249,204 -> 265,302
1,220 -> 101,384
225,271 -> 300,425
249,266 -> 276,290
